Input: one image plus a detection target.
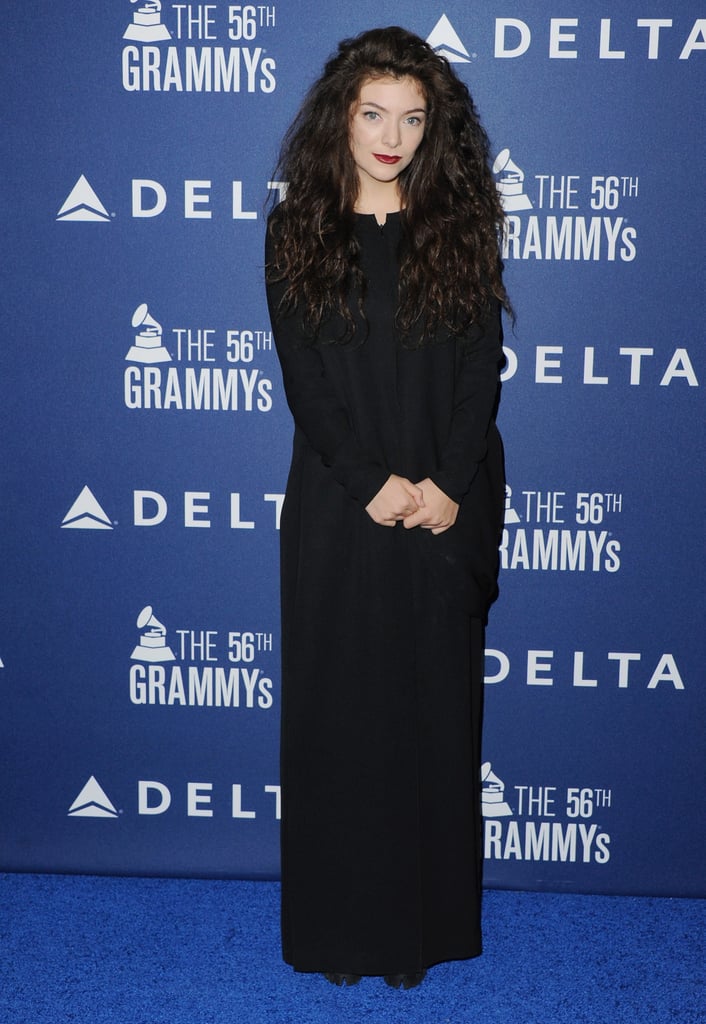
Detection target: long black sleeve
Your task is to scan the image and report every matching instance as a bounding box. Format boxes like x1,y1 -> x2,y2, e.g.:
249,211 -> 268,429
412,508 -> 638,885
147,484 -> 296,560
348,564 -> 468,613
265,234 -> 389,506
429,301 -> 503,504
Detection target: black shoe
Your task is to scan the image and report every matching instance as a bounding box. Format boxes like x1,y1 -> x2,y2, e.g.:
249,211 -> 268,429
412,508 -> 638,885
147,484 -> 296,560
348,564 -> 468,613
323,972 -> 361,987
384,970 -> 426,990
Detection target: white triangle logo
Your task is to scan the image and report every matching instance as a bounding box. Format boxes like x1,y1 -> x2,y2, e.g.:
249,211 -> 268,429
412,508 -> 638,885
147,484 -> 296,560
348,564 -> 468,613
68,776 -> 119,818
61,485 -> 114,530
427,14 -> 471,63
57,175 -> 111,222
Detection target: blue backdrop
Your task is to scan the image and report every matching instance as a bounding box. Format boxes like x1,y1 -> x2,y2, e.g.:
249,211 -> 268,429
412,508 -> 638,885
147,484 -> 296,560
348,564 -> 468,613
2,1 -> 704,896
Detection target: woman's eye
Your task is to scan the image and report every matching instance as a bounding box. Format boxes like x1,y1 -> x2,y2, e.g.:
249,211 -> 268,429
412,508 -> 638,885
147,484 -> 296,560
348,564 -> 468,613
405,116 -> 422,126
363,110 -> 379,120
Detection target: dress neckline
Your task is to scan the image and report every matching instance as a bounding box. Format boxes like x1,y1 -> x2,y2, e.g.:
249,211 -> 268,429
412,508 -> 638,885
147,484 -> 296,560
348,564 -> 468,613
354,210 -> 403,227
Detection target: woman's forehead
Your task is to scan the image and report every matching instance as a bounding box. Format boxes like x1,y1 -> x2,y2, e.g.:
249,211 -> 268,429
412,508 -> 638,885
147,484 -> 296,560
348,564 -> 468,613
355,75 -> 427,107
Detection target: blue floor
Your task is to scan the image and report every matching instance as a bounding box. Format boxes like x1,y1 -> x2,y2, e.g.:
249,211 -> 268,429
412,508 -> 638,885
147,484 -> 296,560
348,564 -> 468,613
1,874 -> 703,1023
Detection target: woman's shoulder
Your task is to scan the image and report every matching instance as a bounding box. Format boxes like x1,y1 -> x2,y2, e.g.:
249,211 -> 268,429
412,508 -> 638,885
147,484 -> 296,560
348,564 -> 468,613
266,200 -> 284,231
265,201 -> 289,262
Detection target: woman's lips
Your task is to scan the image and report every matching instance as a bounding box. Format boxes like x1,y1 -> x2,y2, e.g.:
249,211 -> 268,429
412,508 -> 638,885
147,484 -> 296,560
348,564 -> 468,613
373,153 -> 402,164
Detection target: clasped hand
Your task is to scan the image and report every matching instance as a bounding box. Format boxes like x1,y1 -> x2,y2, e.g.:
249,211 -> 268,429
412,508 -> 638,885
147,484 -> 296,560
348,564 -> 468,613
365,474 -> 458,535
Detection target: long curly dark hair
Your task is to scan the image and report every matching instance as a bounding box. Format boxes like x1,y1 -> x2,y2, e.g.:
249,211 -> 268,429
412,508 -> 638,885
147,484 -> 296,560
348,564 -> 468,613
266,26 -> 511,342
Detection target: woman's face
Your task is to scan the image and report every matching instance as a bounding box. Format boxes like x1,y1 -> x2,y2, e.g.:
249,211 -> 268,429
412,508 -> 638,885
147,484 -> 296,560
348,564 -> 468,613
349,76 -> 427,191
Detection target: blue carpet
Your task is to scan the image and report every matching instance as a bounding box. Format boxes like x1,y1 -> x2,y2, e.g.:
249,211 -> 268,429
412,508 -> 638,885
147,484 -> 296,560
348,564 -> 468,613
1,874 -> 703,1023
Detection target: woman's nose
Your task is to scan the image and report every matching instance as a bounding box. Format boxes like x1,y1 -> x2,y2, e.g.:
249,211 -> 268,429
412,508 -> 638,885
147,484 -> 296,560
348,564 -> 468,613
381,121 -> 401,148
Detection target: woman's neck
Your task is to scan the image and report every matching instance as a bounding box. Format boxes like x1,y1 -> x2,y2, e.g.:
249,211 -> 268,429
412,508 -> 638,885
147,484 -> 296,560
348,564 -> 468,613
354,180 -> 402,225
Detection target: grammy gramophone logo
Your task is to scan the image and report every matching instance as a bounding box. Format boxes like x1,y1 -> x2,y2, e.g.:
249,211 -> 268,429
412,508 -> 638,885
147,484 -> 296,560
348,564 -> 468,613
481,761 -> 513,818
503,485 -> 521,526
493,148 -> 533,211
126,304 -> 171,363
131,605 -> 175,662
123,0 -> 171,42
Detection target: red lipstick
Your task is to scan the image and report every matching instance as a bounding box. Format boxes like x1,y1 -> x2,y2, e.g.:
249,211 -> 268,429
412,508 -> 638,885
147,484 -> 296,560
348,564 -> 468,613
373,154 -> 402,164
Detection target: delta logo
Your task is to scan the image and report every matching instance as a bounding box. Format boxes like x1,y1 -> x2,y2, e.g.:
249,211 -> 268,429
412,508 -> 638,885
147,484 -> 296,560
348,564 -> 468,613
427,15 -> 472,63
56,176 -> 111,223
55,174 -> 275,221
61,486 -> 113,530
428,12 -> 706,61
68,777 -> 281,819
68,776 -> 119,818
60,485 -> 284,531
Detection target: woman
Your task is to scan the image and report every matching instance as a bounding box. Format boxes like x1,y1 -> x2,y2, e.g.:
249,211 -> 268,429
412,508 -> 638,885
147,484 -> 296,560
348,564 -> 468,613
265,26 -> 510,989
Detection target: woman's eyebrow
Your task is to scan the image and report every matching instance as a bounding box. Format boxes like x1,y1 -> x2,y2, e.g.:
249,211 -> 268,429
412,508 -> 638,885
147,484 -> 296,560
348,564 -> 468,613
359,101 -> 427,114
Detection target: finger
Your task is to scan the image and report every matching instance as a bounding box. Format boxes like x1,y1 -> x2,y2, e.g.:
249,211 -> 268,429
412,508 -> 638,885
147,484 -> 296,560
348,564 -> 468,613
403,509 -> 426,529
412,480 -> 429,505
403,482 -> 425,507
395,500 -> 420,517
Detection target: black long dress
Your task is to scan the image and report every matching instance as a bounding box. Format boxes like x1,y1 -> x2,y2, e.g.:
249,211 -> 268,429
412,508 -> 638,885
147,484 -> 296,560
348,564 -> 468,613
265,210 -> 505,976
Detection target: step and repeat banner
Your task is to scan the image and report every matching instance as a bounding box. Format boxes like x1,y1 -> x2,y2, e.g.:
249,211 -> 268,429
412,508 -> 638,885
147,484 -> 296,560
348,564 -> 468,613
2,2 -> 704,895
